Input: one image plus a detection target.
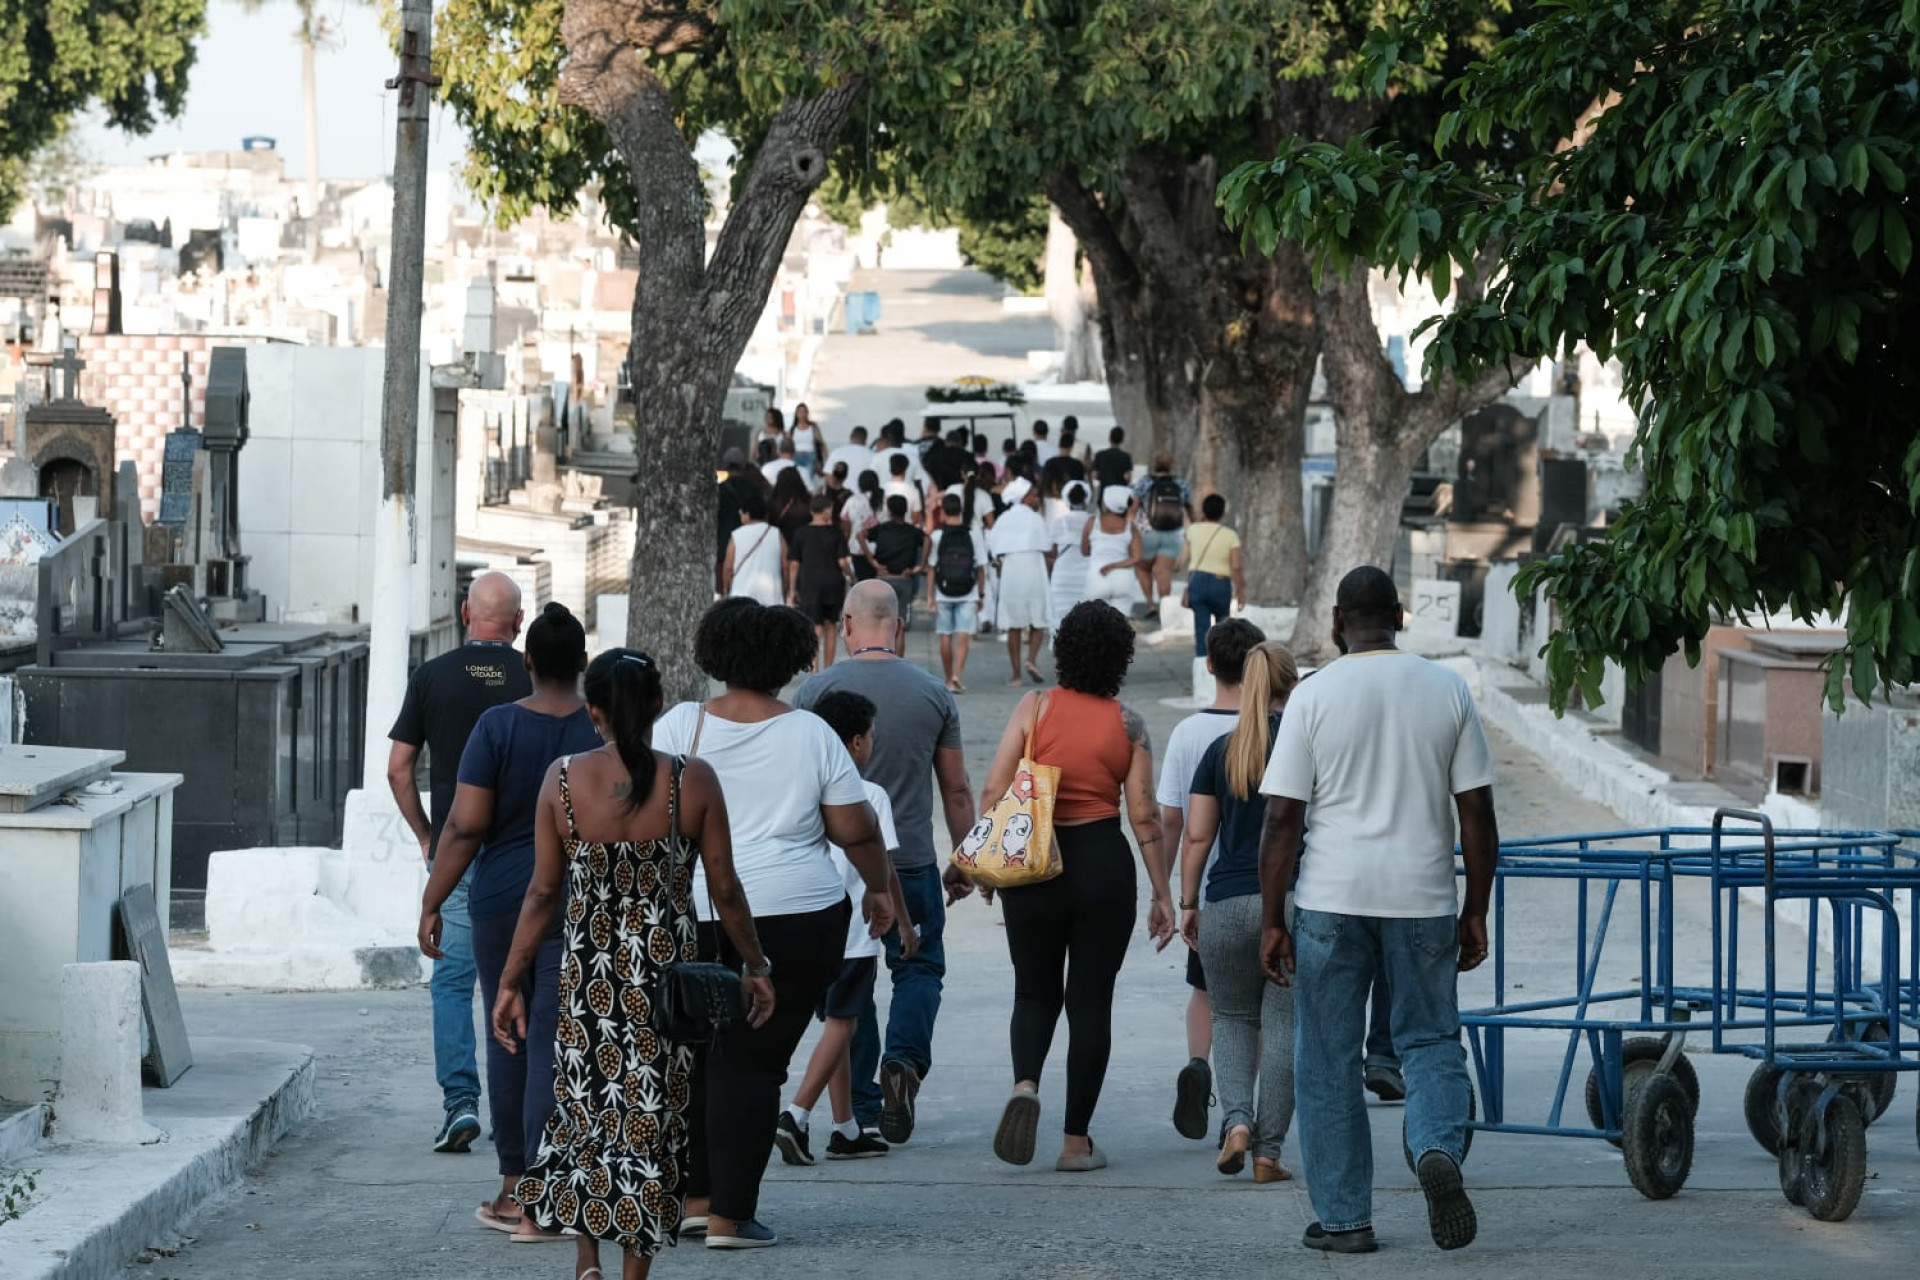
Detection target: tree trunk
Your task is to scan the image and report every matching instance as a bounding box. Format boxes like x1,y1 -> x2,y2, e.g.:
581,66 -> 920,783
562,0 -> 860,701
1044,207 -> 1098,382
1291,268 -> 1525,661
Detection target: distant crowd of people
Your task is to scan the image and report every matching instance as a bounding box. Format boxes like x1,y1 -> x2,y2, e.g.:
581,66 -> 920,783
715,407 -> 1248,693
393,470 -> 1499,1279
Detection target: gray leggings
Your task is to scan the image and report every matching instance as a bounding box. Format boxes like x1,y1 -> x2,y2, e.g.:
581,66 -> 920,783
1198,893 -> 1296,1159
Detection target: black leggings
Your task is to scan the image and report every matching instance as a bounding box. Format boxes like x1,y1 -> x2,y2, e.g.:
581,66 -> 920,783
999,818 -> 1137,1137
688,902 -> 847,1222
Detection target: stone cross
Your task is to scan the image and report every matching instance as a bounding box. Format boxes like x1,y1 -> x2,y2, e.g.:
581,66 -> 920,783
50,344 -> 85,402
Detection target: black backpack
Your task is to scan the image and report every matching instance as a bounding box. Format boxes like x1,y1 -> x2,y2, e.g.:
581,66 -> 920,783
934,528 -> 978,597
1147,475 -> 1186,531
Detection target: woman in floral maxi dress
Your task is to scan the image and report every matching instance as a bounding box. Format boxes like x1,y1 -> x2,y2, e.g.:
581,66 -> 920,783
492,649 -> 774,1280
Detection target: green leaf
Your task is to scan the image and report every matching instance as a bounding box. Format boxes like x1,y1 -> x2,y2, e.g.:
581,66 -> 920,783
1753,315 -> 1776,367
1884,206 -> 1912,274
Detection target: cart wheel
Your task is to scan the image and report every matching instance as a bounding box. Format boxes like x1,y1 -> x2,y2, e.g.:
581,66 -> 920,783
1778,1128 -> 1805,1206
1621,1074 -> 1693,1200
1837,1024 -> 1896,1125
1745,1064 -> 1790,1155
1798,1093 -> 1868,1223
1400,1084 -> 1476,1174
1587,1038 -> 1701,1147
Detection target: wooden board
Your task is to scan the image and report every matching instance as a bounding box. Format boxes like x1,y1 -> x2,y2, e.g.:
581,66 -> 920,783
115,884 -> 194,1087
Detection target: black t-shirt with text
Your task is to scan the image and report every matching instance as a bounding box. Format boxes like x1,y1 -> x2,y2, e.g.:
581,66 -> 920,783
388,641 -> 533,850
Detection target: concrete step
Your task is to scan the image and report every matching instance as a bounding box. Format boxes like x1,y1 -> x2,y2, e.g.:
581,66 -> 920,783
0,1102 -> 47,1166
2,1037 -> 314,1280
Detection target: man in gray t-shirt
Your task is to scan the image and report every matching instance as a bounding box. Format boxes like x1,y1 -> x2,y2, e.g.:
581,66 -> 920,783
793,580 -> 978,1143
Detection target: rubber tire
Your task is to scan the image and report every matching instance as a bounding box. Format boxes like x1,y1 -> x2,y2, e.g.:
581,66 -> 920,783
1400,1085 -> 1476,1174
1621,1074 -> 1694,1200
1746,1064 -> 1790,1156
1837,1023 -> 1896,1125
1778,1128 -> 1805,1206
1586,1038 -> 1702,1148
1799,1093 -> 1868,1223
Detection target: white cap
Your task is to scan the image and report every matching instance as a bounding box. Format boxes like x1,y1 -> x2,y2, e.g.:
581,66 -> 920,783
1003,478 -> 1033,504
1101,486 -> 1131,514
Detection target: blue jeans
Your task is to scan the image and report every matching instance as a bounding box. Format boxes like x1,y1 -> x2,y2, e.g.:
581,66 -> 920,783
1292,909 -> 1471,1232
852,863 -> 947,1126
430,870 -> 481,1110
1188,570 -> 1232,655
1367,969 -> 1398,1070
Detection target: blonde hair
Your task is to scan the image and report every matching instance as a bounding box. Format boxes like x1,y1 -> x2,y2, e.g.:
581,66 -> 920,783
1225,642 -> 1300,800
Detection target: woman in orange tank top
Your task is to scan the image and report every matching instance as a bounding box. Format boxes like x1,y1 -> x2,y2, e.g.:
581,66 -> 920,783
974,601 -> 1173,1172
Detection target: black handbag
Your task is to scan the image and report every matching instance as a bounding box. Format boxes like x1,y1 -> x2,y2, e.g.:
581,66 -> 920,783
646,752 -> 746,1044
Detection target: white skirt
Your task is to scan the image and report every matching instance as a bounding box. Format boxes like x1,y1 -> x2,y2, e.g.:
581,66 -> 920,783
996,552 -> 1051,631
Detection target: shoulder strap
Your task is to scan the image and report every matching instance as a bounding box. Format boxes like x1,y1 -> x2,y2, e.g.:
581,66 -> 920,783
1024,692 -> 1051,761
1195,524 -> 1224,566
669,755 -> 686,843
557,756 -> 579,840
689,704 -> 709,756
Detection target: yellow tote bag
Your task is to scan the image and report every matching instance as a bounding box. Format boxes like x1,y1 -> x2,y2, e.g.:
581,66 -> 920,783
950,694 -> 1062,889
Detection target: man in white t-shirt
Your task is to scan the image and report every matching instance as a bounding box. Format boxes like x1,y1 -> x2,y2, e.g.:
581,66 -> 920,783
1156,617 -> 1265,1144
1257,566 -> 1498,1256
824,426 -> 877,484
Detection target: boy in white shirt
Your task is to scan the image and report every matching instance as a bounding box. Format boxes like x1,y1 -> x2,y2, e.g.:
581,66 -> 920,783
776,690 -> 917,1163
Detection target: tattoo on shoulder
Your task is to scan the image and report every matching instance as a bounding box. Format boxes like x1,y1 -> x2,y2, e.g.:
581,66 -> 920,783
1121,704 -> 1151,753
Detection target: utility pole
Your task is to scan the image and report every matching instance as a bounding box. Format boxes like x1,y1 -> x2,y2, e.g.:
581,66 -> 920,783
363,0 -> 438,791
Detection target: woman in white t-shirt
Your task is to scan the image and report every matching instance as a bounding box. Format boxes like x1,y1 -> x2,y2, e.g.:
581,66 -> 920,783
650,598 -> 898,1249
722,489 -> 787,606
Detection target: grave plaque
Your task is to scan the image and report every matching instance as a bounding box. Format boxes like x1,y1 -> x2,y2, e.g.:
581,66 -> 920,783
114,883 -> 193,1086
157,428 -> 202,526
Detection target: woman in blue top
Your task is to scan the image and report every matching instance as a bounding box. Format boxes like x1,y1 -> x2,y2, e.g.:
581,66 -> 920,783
420,601 -> 603,1240
1178,641 -> 1299,1182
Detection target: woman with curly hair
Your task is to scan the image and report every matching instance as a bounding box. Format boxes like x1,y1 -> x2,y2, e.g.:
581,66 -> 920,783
650,598 -> 899,1249
978,600 -> 1174,1172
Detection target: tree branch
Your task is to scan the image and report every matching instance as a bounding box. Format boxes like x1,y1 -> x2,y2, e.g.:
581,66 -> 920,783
1044,173 -> 1137,295
1115,150 -> 1210,304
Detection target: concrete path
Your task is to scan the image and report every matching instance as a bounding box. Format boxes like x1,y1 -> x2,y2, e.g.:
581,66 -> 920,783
120,629 -> 1920,1278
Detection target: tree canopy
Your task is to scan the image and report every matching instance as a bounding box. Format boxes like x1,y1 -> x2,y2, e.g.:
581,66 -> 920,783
0,0 -> 207,219
1223,0 -> 1920,709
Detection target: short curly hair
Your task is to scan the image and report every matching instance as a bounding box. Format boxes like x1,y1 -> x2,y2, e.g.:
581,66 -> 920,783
693,598 -> 817,693
1052,600 -> 1135,698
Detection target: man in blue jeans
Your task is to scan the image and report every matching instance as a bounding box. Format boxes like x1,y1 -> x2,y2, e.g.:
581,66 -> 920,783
1257,567 -> 1499,1253
387,572 -> 529,1153
795,581 -> 978,1143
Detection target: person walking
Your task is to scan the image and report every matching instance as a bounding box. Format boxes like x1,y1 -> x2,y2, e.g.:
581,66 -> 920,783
1181,641 -> 1300,1183
860,494 -> 928,624
419,602 -> 602,1241
489,648 -> 773,1280
988,477 -> 1053,686
787,494 -> 854,670
824,425 -> 876,483
1045,480 -> 1092,631
775,690 -> 915,1164
982,601 -> 1173,1171
1091,426 -> 1133,490
1176,494 -> 1244,655
1156,616 -> 1265,1141
1258,566 -> 1500,1254
794,580 -> 978,1143
844,468 -> 885,580
769,465 -> 813,546
387,571 -> 530,1155
1132,452 -> 1191,612
927,494 -> 986,693
1079,486 -> 1143,610
722,490 -> 787,606
792,401 -> 827,475
651,598 -> 898,1249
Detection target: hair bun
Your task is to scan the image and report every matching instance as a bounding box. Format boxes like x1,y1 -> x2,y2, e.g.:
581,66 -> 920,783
542,601 -> 573,620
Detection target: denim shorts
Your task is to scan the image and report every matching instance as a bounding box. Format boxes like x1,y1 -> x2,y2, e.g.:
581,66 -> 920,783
1139,528 -> 1184,561
935,599 -> 979,635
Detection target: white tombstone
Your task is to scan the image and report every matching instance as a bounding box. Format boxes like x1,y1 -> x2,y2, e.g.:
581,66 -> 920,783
1480,562 -> 1526,664
1407,578 -> 1464,646
54,962 -> 151,1143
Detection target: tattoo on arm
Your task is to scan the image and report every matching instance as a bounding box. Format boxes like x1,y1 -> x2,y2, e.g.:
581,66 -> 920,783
1121,704 -> 1151,754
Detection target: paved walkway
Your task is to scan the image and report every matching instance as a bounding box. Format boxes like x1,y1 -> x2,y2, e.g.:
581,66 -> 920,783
127,630 -> 1920,1277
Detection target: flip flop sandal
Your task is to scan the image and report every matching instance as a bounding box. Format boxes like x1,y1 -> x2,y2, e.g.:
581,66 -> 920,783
475,1204 -> 520,1233
510,1224 -> 571,1244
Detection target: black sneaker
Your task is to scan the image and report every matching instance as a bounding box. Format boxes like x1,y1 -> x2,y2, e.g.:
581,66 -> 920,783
1364,1063 -> 1407,1102
774,1112 -> 815,1166
827,1129 -> 890,1159
1173,1057 -> 1212,1139
433,1102 -> 481,1153
879,1059 -> 921,1144
1303,1222 -> 1379,1254
1416,1150 -> 1477,1250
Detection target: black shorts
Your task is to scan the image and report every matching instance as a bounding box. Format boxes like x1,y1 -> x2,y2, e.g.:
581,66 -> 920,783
798,579 -> 847,625
1186,947 -> 1208,992
815,955 -> 878,1021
